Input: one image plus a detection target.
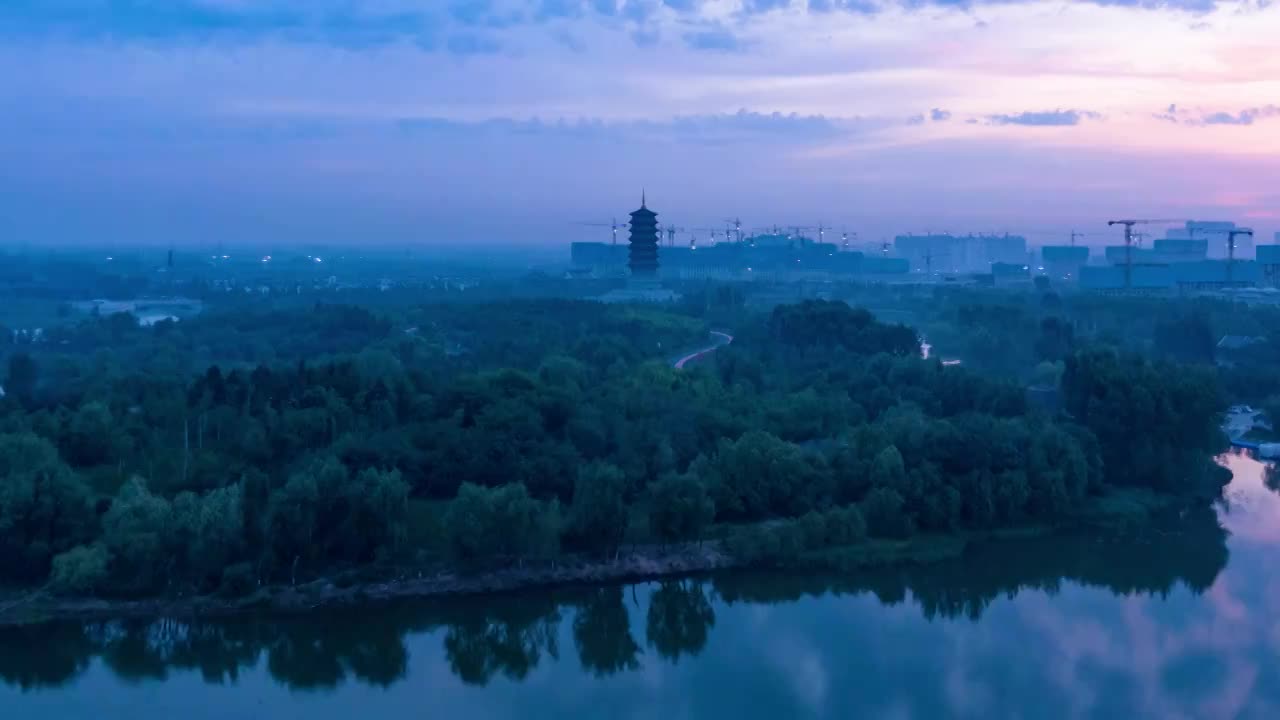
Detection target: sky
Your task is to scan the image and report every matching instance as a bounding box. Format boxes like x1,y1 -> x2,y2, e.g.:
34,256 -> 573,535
1,0 -> 1279,249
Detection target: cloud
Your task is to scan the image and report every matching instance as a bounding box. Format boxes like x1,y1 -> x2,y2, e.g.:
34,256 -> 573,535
0,0 -> 1260,54
985,109 -> 1102,126
395,109 -> 856,146
1201,106 -> 1280,126
683,27 -> 744,51
1156,104 -> 1280,126
931,108 -> 952,122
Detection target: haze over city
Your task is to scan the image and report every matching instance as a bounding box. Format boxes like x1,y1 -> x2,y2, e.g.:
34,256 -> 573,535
2,0 -> 1279,247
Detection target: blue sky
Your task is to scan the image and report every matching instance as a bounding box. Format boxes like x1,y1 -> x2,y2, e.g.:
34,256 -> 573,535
1,0 -> 1278,248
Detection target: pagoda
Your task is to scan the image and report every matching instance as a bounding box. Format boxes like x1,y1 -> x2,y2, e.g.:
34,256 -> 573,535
627,192 -> 660,281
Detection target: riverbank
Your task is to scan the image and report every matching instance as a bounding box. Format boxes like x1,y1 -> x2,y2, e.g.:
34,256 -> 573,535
0,485 -> 1201,627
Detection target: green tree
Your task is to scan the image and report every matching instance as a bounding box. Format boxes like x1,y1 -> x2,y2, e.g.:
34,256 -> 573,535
5,353 -> 38,405
648,473 -> 715,545
870,445 -> 907,493
101,478 -> 175,595
0,433 -> 95,582
49,544 -> 111,596
705,430 -> 827,521
566,462 -> 628,556
445,483 -> 558,563
172,485 -> 246,588
862,487 -> 911,538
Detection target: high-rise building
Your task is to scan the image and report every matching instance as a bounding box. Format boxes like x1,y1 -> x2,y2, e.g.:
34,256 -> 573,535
627,194 -> 659,279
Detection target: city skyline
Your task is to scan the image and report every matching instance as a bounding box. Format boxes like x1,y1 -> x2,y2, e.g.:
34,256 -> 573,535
1,1 -> 1278,247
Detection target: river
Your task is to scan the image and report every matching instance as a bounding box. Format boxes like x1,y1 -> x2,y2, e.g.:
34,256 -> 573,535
2,452 -> 1278,719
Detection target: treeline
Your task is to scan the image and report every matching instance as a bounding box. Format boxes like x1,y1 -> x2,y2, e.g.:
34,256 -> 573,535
1,299 -> 708,400
0,502 -> 1227,692
913,286 -> 1280,406
0,299 -> 1227,599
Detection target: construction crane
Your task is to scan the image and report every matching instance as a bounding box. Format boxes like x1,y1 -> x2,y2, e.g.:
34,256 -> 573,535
662,225 -> 685,248
1228,228 -> 1254,284
1106,219 -> 1188,289
815,223 -> 830,245
725,218 -> 745,244
841,230 -> 858,251
579,218 -> 628,246
689,226 -> 723,246
1070,230 -> 1087,247
786,225 -> 813,246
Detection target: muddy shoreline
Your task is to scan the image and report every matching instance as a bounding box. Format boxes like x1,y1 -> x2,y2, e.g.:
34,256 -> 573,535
0,543 -> 743,627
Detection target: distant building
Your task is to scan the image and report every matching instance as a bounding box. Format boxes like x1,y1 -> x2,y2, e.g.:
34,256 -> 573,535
893,233 -> 1027,274
1259,245 -> 1280,286
1165,221 -> 1252,260
570,242 -> 627,275
596,194 -> 678,303
1080,260 -> 1261,291
1041,246 -> 1089,281
627,195 -> 660,280
1152,237 -> 1208,261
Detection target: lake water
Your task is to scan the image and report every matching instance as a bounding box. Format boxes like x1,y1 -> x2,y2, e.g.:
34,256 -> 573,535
2,452 -> 1278,719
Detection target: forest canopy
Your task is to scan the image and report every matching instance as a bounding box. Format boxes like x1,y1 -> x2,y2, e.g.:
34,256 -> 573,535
0,298 -> 1228,600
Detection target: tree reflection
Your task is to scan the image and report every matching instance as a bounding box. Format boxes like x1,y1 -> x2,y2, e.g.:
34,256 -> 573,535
645,580 -> 715,664
572,586 -> 641,676
442,595 -> 561,686
713,502 -> 1230,619
0,504 -> 1230,692
266,615 -> 410,690
0,623 -> 93,689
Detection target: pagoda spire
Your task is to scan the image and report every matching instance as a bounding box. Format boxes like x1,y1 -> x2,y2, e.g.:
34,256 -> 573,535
642,189 -> 647,208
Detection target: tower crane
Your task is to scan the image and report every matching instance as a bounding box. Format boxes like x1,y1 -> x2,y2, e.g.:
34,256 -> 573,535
786,225 -> 813,246
1106,218 -> 1187,289
724,218 -> 745,244
579,218 -> 628,246
662,225 -> 685,248
841,230 -> 858,251
688,227 -> 724,247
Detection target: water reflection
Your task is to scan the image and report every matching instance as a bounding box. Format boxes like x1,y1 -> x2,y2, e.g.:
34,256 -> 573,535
0,493 -> 1233,695
6,454 -> 1280,718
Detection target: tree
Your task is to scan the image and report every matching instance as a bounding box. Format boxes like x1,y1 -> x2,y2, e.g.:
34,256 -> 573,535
64,401 -> 123,467
5,352 -> 37,404
566,462 -> 628,556
870,445 -> 907,493
705,430 -> 827,521
862,487 -> 911,538
444,483 -> 557,563
1063,348 -> 1226,494
0,434 -> 95,582
101,478 -> 175,595
1154,313 -> 1215,365
648,473 -> 714,545
49,544 -> 111,596
172,485 -> 246,588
